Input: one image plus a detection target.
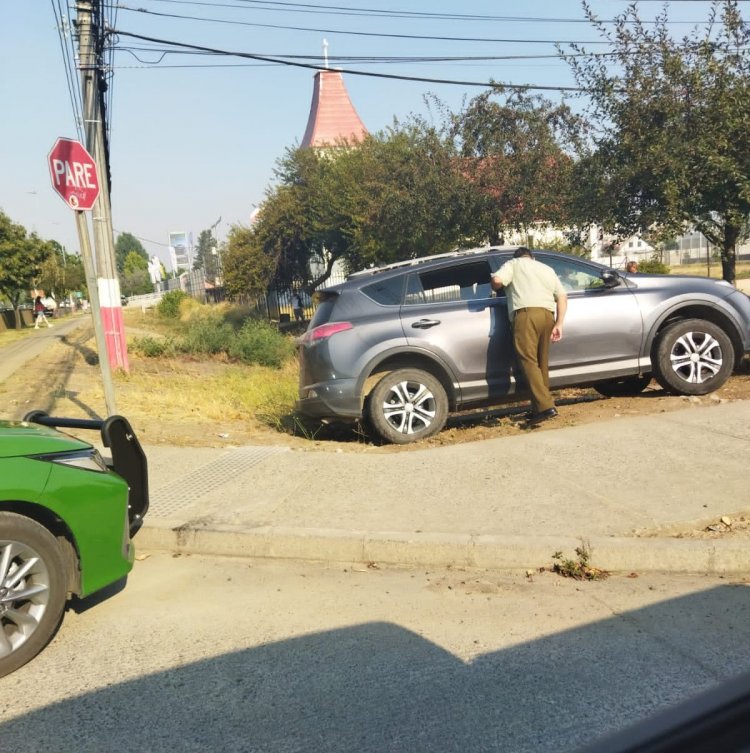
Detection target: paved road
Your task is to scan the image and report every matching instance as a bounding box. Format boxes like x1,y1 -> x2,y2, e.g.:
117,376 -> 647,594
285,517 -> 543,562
0,315 -> 88,383
2,554 -> 750,753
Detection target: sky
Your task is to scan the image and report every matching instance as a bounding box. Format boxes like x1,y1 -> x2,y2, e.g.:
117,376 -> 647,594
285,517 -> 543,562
0,0 -> 725,270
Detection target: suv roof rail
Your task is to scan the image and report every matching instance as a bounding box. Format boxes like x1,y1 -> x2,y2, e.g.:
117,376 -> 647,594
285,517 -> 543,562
347,245 -> 522,280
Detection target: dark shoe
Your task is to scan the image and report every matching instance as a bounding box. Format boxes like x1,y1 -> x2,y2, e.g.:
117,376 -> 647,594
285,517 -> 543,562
525,407 -> 558,427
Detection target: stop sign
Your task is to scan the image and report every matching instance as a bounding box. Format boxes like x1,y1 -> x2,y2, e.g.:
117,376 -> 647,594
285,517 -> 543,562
48,137 -> 100,211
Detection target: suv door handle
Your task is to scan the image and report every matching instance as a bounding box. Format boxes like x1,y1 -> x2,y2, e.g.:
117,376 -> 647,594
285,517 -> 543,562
411,319 -> 441,329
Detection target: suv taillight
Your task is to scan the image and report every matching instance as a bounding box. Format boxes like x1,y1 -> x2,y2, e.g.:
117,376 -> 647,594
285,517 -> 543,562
301,321 -> 353,344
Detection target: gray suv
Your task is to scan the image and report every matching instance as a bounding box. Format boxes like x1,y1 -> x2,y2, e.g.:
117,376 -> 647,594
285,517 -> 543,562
297,247 -> 750,444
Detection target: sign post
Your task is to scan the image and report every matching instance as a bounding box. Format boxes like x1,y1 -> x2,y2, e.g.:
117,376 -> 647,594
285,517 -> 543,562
48,137 -> 117,416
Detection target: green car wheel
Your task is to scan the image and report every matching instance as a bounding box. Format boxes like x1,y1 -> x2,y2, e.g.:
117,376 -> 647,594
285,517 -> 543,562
0,512 -> 67,679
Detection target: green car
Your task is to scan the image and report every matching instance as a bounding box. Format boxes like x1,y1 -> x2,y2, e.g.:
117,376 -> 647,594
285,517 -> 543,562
0,412 -> 148,677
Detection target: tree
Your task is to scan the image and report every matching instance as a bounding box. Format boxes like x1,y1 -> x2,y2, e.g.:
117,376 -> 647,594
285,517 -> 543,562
565,0 -> 750,283
235,122 -> 472,293
222,225 -> 279,300
115,232 -> 148,273
437,88 -> 584,246
192,226 -> 222,282
0,211 -> 54,327
120,251 -> 152,296
36,242 -> 86,300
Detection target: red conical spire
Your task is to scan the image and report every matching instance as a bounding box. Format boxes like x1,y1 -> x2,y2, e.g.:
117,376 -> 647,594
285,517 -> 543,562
301,68 -> 367,148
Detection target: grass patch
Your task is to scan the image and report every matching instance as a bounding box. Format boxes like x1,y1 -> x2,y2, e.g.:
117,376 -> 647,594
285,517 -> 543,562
115,357 -> 299,427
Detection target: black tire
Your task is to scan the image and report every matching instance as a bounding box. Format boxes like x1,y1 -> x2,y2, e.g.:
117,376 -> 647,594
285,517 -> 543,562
594,375 -> 652,398
367,369 -> 449,445
652,318 -> 734,395
0,513 -> 67,678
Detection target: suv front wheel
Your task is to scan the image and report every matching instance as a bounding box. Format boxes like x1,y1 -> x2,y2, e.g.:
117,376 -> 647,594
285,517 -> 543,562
652,318 -> 734,395
367,369 -> 449,444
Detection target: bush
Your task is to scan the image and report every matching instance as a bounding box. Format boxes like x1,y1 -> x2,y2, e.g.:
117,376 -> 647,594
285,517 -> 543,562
638,258 -> 670,274
157,290 -> 189,318
181,317 -> 235,355
228,320 -> 296,367
177,296 -> 206,322
131,336 -> 177,358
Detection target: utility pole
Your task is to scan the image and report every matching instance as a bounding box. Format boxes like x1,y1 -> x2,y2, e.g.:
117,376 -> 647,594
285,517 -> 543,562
75,0 -> 129,373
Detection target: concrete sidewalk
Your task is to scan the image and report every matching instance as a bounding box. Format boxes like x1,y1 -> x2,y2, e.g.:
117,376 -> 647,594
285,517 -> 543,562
137,400 -> 750,574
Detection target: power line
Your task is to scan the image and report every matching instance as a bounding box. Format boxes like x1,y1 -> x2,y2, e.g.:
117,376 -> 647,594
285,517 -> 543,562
136,0 -> 730,25
115,5 -> 615,45
112,28 -> 591,90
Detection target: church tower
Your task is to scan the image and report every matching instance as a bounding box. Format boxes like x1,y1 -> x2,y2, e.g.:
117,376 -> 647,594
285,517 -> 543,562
301,43 -> 367,148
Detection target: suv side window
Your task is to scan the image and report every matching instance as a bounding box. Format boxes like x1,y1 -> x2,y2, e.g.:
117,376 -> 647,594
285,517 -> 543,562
361,276 -> 404,305
537,255 -> 605,292
404,260 -> 494,305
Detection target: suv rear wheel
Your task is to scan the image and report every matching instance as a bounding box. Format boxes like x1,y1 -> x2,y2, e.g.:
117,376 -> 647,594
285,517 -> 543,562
367,368 -> 449,444
652,318 -> 734,395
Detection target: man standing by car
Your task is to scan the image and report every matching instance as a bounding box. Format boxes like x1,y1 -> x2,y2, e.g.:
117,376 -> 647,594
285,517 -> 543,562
491,248 -> 567,426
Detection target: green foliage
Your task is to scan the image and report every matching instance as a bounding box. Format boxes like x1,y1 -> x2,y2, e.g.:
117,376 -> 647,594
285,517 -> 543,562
136,300 -> 295,367
36,244 -> 86,299
0,211 -> 55,324
120,269 -> 154,297
537,237 -> 590,259
227,319 -> 296,367
638,258 -> 670,274
565,1 -> 750,282
192,227 -> 222,282
131,336 -> 178,358
123,251 -> 148,274
157,290 -> 189,318
438,88 -> 585,245
223,224 -> 280,300
115,232 -> 148,273
181,318 -> 235,355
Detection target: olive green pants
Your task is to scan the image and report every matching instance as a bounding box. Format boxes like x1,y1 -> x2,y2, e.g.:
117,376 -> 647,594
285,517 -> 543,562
512,307 -> 555,413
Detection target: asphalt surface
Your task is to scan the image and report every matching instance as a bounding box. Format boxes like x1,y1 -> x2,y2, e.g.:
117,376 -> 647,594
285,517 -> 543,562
138,398 -> 750,574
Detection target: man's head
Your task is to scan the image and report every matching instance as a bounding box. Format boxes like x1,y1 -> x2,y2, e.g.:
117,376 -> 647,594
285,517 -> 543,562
513,247 -> 534,259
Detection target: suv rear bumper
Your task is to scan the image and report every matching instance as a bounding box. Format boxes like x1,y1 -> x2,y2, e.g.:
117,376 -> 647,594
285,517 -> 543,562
296,378 -> 362,420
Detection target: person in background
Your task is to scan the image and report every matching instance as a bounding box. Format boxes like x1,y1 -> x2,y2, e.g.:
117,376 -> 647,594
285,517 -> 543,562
625,260 -> 638,273
292,291 -> 304,322
491,248 -> 567,427
33,296 -> 53,329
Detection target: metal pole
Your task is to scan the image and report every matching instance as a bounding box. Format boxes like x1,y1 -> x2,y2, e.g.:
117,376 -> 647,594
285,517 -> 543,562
77,0 -> 128,372
75,210 -> 117,415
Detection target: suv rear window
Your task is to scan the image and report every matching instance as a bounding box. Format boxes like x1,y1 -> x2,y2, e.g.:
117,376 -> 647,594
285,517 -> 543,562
361,276 -> 404,306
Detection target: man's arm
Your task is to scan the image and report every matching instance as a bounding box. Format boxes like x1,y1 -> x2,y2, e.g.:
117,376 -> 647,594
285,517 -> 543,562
490,273 -> 504,292
551,292 -> 567,342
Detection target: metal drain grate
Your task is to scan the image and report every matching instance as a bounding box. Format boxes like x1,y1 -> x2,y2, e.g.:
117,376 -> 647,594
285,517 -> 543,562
149,446 -> 288,518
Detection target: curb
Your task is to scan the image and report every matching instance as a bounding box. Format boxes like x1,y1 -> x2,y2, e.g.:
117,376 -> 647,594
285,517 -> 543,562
137,521 -> 750,574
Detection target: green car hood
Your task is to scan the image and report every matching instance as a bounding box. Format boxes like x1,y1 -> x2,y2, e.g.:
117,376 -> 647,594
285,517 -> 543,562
0,420 -> 92,458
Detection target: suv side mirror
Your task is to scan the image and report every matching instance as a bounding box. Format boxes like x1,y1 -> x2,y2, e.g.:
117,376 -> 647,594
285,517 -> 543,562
601,269 -> 621,288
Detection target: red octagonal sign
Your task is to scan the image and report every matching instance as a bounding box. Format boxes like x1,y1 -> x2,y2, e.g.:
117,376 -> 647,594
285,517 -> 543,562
48,137 -> 100,211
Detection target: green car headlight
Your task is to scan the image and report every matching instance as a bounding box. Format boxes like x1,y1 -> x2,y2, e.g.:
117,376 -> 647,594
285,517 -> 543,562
39,449 -> 109,473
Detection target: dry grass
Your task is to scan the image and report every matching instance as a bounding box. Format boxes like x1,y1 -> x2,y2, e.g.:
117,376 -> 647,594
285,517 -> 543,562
669,261 -> 750,279
113,355 -> 298,425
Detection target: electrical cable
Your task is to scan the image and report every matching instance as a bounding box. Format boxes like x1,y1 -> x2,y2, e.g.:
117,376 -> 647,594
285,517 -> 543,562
114,5 -> 615,45
111,28 -> 592,90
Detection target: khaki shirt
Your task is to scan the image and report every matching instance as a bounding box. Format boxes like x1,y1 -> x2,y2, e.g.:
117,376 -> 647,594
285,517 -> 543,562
494,257 -> 565,321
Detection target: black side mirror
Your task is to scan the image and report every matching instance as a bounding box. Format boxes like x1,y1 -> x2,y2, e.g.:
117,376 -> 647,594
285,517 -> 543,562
601,269 -> 621,288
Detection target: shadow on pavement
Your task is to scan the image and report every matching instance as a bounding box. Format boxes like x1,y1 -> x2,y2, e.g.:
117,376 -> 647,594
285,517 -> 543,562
2,584 -> 750,752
